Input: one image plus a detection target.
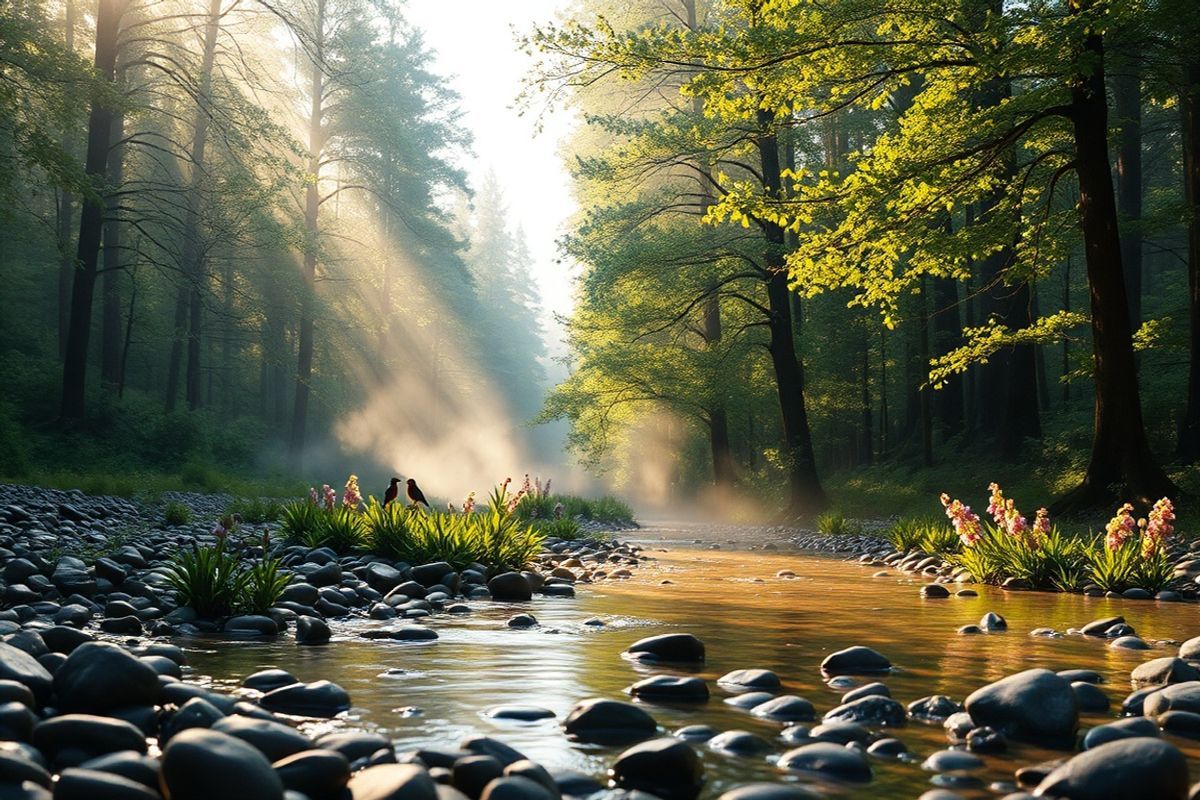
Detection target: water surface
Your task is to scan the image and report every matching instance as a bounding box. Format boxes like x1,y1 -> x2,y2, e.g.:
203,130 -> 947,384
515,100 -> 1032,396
183,527 -> 1200,797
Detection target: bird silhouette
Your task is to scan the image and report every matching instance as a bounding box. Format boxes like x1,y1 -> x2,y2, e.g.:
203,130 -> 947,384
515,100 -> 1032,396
406,478 -> 429,509
383,477 -> 401,508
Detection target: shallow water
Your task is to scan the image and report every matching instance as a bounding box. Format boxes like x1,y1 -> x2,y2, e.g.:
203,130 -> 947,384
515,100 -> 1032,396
182,527 -> 1200,798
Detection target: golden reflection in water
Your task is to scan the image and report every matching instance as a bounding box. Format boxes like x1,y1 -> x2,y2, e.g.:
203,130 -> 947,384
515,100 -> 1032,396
182,546 -> 1200,799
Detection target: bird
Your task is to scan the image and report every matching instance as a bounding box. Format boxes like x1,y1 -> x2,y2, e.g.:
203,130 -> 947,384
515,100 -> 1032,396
406,478 -> 429,509
383,477 -> 401,508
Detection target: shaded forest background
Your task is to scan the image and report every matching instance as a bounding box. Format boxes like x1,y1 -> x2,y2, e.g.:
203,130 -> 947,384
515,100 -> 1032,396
2,0 -> 1200,520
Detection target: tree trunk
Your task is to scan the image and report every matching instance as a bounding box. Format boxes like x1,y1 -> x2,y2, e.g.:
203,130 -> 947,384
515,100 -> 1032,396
100,92 -> 124,390
290,0 -> 326,462
56,0 -> 77,361
930,275 -> 964,436
1177,56 -> 1200,462
860,333 -> 873,465
756,109 -> 826,513
164,287 -> 188,411
118,263 -> 137,399
60,0 -> 125,419
917,281 -> 933,466
1055,1 -> 1174,510
182,0 -> 223,411
1114,66 -> 1143,332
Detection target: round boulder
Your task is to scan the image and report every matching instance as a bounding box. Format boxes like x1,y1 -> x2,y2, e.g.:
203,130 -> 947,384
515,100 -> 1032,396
562,699 -> 656,744
624,634 -> 705,664
609,738 -> 703,800
819,646 -> 891,676
963,668 -> 1077,743
777,742 -> 870,783
1035,737 -> 1188,800
161,728 -> 284,800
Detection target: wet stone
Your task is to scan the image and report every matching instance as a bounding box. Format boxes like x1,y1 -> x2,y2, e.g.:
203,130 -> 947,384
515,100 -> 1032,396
777,742 -> 871,783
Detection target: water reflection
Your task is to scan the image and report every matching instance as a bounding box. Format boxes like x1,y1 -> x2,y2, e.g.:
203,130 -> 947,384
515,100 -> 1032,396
183,537 -> 1200,798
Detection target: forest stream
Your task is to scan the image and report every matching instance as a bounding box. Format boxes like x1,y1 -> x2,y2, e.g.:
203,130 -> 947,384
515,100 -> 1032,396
179,525 -> 1200,799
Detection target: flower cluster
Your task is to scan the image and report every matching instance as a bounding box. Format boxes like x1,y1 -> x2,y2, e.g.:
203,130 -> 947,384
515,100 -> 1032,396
941,493 -> 981,546
1105,503 -> 1137,551
322,484 -> 336,511
1033,507 -> 1051,537
1141,497 -> 1176,556
463,492 -> 476,515
343,474 -> 362,510
309,487 -> 319,505
554,501 -> 564,520
987,483 -> 1006,527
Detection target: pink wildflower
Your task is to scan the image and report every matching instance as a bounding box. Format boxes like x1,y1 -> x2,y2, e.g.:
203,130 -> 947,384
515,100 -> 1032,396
309,487 -> 319,505
1003,498 -> 1030,544
463,492 -> 476,515
1105,503 -> 1137,551
1033,507 -> 1051,537
322,484 -> 336,511
1142,497 -> 1176,556
342,474 -> 362,510
544,479 -> 552,496
987,483 -> 1006,527
941,492 -> 982,546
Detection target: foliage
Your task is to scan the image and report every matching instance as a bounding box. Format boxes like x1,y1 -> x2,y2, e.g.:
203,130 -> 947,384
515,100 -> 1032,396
817,510 -> 862,537
362,500 -> 418,560
280,501 -> 324,546
533,517 -> 585,540
921,525 -> 961,556
164,541 -> 247,618
322,507 -> 366,555
163,502 -> 192,527
884,518 -> 927,552
226,497 -> 284,525
241,550 -> 291,614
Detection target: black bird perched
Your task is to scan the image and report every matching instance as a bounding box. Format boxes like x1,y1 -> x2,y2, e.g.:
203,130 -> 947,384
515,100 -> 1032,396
383,477 -> 401,508
406,478 -> 429,509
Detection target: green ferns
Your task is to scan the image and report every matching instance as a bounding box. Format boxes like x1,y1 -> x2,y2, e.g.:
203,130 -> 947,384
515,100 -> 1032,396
280,481 -> 545,573
164,539 -> 289,618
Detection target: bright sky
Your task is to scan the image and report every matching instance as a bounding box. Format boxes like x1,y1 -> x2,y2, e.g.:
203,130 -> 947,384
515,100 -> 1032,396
406,0 -> 578,350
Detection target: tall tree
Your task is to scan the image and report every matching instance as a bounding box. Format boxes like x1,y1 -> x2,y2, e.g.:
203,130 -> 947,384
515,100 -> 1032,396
60,0 -> 129,419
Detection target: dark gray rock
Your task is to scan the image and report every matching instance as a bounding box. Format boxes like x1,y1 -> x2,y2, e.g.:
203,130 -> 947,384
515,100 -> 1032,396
749,695 -> 815,722
819,646 -> 891,675
920,584 -> 950,598
487,573 -> 532,602
459,737 -> 525,768
963,668 -> 1077,742
260,680 -> 350,718
715,784 -> 818,800
484,706 -> 555,722
53,767 -> 159,800
610,738 -> 703,800
627,676 -> 708,702
244,669 -> 298,693
0,643 -> 52,705
76,752 -> 160,790
347,763 -> 438,800
211,715 -> 312,761
295,616 -> 331,645
224,615 -> 279,637
707,730 -> 771,755
1034,737 -> 1188,800
480,776 -> 557,800
453,755 -> 504,799
777,742 -> 871,782
823,695 -> 906,727
908,695 -> 961,721
624,634 -> 704,664
562,699 -> 656,744
1080,616 -> 1124,636
1071,682 -> 1110,713
841,682 -> 889,704
162,728 -> 284,800
1145,681 -> 1200,718
922,749 -> 983,772
32,714 -> 147,767
1130,658 -> 1200,689
52,641 -> 158,713
273,749 -> 351,797
716,669 -> 780,690
1082,717 -> 1159,750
